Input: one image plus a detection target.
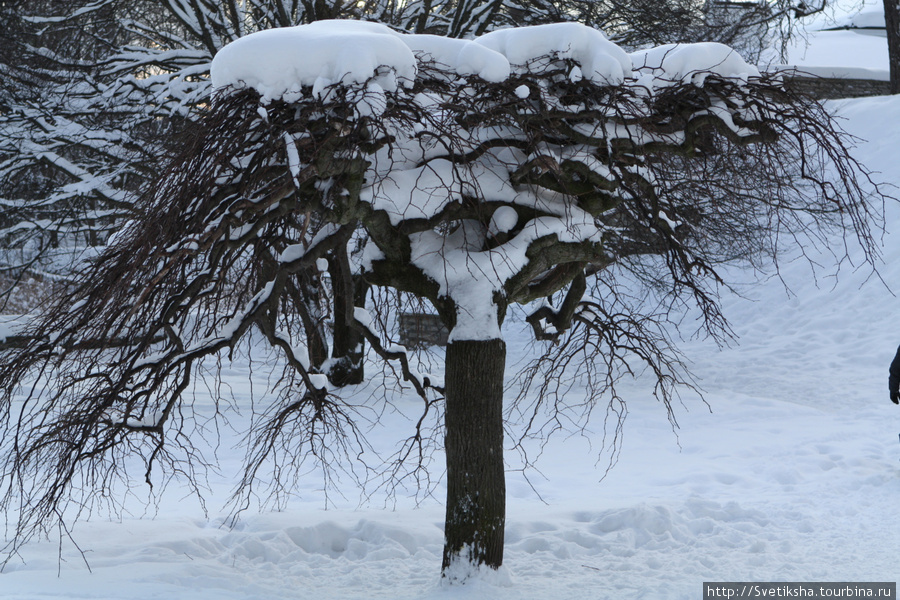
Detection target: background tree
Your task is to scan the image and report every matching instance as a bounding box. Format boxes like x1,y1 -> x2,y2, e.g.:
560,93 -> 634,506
0,21 -> 881,579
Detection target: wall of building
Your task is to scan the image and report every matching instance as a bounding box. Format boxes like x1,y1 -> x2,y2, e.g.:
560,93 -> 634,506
783,75 -> 891,99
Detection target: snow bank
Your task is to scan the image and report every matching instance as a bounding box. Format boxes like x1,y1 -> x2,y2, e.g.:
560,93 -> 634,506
764,29 -> 889,81
0,315 -> 27,342
833,3 -> 885,28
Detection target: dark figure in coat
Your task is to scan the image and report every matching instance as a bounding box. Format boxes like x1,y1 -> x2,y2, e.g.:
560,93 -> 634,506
890,346 -> 900,404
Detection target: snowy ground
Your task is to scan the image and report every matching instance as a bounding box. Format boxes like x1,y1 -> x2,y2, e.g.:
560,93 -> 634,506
3,96 -> 900,598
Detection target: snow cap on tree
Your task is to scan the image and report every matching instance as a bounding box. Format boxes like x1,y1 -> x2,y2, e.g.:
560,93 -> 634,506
631,42 -> 760,87
206,20 -> 798,343
475,22 -> 632,83
211,19 -> 763,102
210,20 -> 419,102
211,20 -> 643,99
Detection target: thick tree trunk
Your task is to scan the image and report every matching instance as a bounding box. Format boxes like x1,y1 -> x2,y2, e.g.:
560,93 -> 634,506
441,338 -> 506,578
884,0 -> 900,94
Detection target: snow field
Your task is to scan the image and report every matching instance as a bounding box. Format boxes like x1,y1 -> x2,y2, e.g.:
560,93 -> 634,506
4,365 -> 897,599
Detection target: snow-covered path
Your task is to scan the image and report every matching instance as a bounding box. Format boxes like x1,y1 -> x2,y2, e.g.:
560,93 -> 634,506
3,96 -> 900,599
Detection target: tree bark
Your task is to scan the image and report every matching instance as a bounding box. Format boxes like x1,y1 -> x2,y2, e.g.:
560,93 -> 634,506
884,0 -> 900,94
291,268 -> 329,369
327,247 -> 367,387
441,338 -> 506,578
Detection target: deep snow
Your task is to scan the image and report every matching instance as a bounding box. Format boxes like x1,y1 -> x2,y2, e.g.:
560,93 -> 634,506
4,67 -> 900,600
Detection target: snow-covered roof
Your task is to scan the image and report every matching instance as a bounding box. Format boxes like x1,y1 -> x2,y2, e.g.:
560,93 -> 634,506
775,29 -> 888,80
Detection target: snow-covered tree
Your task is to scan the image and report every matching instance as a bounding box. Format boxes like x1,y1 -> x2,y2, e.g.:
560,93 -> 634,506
0,21 -> 881,579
